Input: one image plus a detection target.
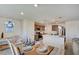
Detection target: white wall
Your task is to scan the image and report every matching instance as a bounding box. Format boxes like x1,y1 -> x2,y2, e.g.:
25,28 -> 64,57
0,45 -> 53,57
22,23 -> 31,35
65,20 -> 79,39
22,19 -> 34,40
0,17 -> 34,40
0,17 -> 22,38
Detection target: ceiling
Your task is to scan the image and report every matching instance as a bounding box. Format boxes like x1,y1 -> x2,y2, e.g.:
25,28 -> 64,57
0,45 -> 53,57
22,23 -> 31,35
0,4 -> 79,22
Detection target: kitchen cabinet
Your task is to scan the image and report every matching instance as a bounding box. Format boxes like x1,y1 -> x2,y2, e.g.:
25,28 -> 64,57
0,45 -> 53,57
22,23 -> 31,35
43,35 -> 64,48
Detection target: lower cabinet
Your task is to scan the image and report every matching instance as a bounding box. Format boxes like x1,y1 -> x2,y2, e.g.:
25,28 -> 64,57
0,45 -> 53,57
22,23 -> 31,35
43,35 -> 64,48
73,41 -> 79,55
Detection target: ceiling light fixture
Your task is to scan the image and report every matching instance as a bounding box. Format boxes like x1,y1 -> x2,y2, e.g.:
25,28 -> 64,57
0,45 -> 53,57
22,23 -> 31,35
20,11 -> 24,15
34,4 -> 38,7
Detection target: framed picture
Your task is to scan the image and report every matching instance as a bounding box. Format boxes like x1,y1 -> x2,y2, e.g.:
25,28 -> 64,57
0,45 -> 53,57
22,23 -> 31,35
5,20 -> 14,33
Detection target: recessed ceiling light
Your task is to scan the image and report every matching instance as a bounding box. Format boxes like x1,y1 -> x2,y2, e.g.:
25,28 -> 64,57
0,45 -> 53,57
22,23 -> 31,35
20,12 -> 24,15
34,4 -> 38,7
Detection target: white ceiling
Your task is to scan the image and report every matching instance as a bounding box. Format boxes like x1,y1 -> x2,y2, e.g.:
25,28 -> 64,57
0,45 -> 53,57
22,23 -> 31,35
0,4 -> 79,22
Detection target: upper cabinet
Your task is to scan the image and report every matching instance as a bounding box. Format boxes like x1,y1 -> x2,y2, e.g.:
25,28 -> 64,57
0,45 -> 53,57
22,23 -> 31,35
52,25 -> 58,31
34,22 -> 45,31
52,25 -> 65,36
